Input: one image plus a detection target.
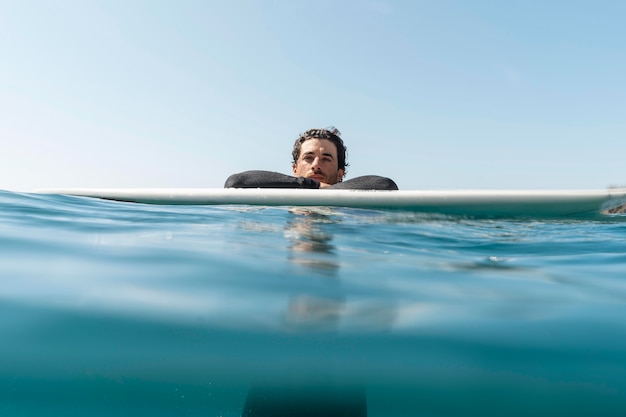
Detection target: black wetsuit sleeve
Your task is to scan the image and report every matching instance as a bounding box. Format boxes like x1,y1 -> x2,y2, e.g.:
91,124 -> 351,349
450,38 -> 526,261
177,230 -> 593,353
224,170 -> 321,189
328,176 -> 399,191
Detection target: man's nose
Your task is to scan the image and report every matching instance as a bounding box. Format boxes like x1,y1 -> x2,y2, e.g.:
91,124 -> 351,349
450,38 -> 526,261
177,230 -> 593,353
311,157 -> 321,168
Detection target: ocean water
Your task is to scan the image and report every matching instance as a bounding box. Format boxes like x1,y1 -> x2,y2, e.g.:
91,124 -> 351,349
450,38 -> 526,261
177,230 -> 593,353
2,189 -> 626,416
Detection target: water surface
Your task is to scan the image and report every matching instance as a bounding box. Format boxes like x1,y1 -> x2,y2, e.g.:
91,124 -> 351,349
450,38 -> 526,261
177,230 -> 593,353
1,190 -> 626,416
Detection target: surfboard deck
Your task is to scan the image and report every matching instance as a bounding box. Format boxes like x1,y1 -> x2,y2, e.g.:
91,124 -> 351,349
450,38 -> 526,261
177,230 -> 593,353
35,188 -> 626,219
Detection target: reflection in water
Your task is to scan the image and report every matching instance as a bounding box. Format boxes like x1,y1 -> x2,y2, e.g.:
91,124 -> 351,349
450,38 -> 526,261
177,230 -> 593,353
281,209 -> 398,333
284,209 -> 343,331
284,208 -> 339,276
243,209 -> 367,416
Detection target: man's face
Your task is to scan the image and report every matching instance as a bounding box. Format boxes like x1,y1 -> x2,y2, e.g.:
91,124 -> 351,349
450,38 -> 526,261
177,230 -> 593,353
292,139 -> 344,185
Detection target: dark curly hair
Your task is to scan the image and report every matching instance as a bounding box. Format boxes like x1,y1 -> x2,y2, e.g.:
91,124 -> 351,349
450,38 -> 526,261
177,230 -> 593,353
291,127 -> 349,175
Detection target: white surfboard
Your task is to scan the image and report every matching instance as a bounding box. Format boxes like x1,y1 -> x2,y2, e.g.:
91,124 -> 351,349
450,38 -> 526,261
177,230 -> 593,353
35,188 -> 626,219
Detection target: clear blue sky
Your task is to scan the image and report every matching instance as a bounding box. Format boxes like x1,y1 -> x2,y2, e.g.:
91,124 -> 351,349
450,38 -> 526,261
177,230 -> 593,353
2,0 -> 625,191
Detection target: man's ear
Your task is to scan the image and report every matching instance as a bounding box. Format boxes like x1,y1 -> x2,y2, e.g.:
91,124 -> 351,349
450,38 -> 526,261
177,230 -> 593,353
292,163 -> 298,176
337,169 -> 345,183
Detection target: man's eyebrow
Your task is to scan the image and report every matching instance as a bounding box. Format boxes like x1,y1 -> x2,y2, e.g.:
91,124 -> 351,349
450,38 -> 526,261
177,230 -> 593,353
302,151 -> 334,159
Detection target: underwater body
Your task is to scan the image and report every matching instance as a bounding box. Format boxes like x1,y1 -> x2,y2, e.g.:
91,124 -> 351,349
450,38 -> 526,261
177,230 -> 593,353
2,190 -> 626,416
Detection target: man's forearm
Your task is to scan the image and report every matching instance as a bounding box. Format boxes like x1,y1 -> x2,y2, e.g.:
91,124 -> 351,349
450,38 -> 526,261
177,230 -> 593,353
224,171 -> 320,189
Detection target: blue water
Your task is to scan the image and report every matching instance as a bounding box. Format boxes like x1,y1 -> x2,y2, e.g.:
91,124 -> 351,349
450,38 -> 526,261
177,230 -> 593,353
2,190 -> 626,416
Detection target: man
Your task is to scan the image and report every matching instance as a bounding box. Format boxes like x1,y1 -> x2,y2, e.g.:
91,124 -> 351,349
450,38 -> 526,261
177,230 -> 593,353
224,127 -> 398,190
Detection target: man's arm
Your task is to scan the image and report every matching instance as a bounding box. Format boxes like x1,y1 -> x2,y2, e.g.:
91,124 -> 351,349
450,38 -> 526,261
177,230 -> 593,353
328,176 -> 398,191
224,170 -> 321,189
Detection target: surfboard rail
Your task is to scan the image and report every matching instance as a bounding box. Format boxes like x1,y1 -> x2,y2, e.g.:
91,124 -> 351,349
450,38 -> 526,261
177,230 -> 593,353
35,188 -> 626,219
